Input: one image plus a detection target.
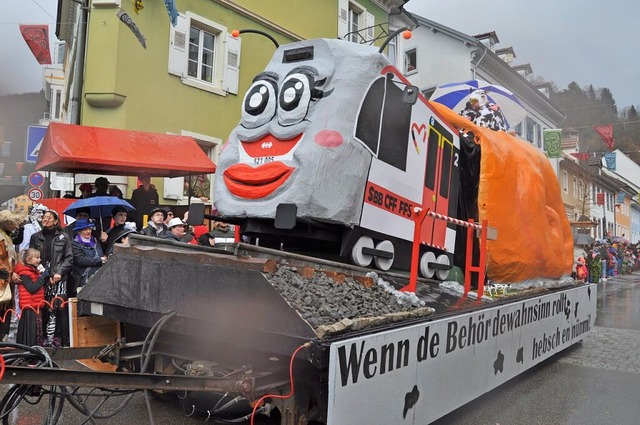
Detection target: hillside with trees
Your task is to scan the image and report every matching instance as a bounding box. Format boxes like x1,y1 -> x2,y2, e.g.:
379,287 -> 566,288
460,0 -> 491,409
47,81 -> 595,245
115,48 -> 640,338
549,82 -> 640,164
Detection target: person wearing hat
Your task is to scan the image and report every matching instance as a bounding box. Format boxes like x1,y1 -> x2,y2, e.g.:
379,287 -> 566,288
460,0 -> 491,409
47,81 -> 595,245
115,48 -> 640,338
140,207 -> 168,238
130,174 -> 159,231
71,219 -> 107,291
162,217 -> 188,242
102,206 -> 129,256
79,183 -> 93,199
87,177 -> 110,198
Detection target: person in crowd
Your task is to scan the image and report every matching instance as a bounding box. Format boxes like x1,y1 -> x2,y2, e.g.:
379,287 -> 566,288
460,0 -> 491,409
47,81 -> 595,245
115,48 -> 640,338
87,177 -> 110,198
87,177 -> 113,231
29,210 -> 73,347
184,174 -> 211,201
460,90 -> 507,132
162,217 -> 188,242
140,207 -> 168,238
64,207 -> 92,297
79,183 -> 93,199
18,204 -> 47,252
115,224 -> 137,246
575,257 -> 588,282
163,208 -> 174,226
102,206 -> 129,256
0,210 -> 24,341
64,207 -> 91,240
108,185 -> 124,199
130,174 -> 159,230
14,248 -> 49,346
71,219 -> 107,292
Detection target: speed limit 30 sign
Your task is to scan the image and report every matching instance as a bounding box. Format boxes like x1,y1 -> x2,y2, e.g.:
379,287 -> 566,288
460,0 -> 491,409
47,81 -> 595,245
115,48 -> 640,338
27,188 -> 44,202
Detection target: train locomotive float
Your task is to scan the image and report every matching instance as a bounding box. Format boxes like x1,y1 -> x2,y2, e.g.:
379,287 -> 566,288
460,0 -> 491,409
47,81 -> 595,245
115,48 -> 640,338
214,38 -> 461,278
2,38 -> 585,425
215,37 -> 573,283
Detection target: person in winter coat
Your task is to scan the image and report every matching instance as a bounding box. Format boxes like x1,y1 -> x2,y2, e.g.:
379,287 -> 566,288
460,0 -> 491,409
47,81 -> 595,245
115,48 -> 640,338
29,210 -> 73,347
71,219 -> 107,290
0,210 -> 24,341
162,217 -> 188,242
14,248 -> 50,347
575,257 -> 588,282
130,174 -> 159,230
140,207 -> 168,238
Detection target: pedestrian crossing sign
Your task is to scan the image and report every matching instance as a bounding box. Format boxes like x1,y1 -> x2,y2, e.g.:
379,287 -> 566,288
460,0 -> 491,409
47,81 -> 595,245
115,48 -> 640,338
26,125 -> 47,163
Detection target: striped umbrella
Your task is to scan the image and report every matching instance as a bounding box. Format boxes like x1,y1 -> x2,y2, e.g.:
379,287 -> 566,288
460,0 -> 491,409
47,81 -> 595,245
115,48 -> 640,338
430,79 -> 527,128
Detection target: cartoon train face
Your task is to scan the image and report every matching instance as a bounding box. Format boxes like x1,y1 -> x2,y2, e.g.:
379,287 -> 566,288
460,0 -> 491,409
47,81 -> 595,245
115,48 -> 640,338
215,39 -> 388,225
215,38 -> 460,277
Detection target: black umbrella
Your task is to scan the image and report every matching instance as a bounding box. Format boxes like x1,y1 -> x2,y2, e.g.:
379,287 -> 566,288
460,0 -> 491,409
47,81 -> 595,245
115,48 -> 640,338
573,233 -> 595,246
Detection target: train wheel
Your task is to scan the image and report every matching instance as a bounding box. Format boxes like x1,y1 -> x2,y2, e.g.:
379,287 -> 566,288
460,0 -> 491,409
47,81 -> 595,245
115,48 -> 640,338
435,254 -> 450,281
373,240 -> 394,271
351,236 -> 374,267
419,251 -> 436,278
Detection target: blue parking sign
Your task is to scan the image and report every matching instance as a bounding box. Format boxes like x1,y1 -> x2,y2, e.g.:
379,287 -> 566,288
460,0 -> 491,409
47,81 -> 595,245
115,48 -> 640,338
26,125 -> 47,163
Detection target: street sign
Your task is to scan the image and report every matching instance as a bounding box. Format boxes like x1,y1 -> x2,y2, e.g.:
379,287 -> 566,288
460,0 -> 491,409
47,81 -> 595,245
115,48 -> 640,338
28,172 -> 44,187
26,125 -> 47,163
27,187 -> 44,202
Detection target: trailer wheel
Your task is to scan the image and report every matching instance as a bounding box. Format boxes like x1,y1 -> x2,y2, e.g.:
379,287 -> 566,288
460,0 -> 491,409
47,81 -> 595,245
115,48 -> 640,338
419,251 -> 436,278
373,240 -> 394,271
435,254 -> 450,281
351,236 -> 374,267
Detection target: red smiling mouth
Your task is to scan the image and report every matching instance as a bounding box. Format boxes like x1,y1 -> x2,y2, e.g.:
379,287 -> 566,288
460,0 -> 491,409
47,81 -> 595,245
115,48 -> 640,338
224,162 -> 294,199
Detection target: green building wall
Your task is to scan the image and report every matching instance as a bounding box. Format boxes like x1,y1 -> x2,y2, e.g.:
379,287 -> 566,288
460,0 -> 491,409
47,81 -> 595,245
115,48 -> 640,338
79,0 -> 389,199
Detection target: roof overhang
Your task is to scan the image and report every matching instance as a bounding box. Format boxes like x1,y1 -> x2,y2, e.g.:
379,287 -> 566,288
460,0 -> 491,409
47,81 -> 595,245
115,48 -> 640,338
36,123 -> 216,178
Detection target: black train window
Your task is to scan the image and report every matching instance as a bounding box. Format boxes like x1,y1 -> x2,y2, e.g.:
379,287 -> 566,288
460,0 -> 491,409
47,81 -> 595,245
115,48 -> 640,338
355,74 -> 412,171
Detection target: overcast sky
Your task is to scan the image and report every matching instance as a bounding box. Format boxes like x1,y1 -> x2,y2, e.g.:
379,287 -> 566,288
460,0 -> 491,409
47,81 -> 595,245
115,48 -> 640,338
0,0 -> 58,96
405,0 -> 639,109
1,1 -> 638,110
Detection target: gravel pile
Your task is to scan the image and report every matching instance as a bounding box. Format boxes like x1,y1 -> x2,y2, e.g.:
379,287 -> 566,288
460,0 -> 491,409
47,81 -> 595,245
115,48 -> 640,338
267,265 -> 434,338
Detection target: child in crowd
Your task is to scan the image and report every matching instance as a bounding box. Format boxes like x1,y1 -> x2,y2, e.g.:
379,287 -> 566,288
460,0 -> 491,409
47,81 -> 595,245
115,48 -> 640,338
13,248 -> 50,346
575,257 -> 588,282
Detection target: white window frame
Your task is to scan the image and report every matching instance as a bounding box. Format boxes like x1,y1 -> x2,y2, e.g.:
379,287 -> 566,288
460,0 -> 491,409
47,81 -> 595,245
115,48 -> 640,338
562,170 -> 568,193
338,0 -> 373,43
168,12 -> 240,96
163,130 -> 221,202
404,48 -> 417,75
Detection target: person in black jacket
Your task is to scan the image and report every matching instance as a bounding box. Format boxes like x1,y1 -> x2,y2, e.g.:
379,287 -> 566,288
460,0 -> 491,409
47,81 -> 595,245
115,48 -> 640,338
140,207 -> 167,238
29,210 -> 73,347
71,219 -> 107,291
130,174 -> 159,230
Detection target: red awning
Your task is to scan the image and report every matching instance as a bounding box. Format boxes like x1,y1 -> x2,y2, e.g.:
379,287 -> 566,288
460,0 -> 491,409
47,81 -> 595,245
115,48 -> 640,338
36,123 -> 216,177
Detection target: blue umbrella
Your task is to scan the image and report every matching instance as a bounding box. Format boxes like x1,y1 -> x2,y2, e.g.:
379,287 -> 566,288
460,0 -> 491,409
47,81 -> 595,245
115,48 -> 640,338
430,79 -> 527,128
63,196 -> 135,220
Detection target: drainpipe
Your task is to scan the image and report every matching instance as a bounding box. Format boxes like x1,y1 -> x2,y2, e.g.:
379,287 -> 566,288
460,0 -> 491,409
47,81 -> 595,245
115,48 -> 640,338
70,0 -> 88,124
471,47 -> 487,80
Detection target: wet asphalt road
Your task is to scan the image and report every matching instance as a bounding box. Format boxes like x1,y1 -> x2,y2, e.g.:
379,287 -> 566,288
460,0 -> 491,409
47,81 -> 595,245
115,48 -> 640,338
2,272 -> 639,424
431,271 -> 640,425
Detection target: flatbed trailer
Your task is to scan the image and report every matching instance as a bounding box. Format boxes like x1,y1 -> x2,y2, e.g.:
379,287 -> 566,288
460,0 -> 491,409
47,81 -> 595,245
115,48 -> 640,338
1,237 -> 596,424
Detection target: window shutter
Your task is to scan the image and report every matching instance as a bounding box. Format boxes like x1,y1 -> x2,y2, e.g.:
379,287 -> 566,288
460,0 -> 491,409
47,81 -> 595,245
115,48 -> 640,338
337,0 -> 349,39
168,13 -> 189,77
365,12 -> 375,42
223,33 -> 241,94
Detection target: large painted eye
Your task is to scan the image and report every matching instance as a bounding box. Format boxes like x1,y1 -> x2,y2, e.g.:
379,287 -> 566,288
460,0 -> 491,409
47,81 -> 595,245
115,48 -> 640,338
241,80 -> 277,129
277,73 -> 312,126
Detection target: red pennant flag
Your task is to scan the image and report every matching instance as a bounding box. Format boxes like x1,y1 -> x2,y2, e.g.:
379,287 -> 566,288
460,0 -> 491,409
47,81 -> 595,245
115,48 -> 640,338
19,24 -> 52,65
593,124 -> 614,151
